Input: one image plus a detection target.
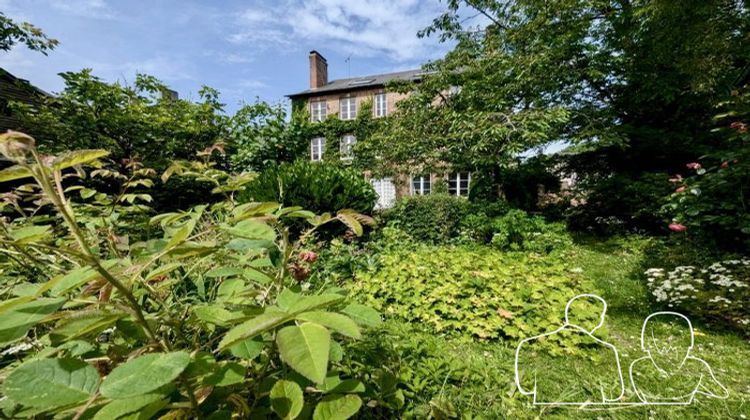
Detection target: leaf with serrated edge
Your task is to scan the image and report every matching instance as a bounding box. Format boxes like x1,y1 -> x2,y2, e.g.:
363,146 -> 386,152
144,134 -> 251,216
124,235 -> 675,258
276,323 -> 330,384
100,352 -> 190,399
93,392 -> 166,420
4,358 -> 100,410
297,312 -> 361,339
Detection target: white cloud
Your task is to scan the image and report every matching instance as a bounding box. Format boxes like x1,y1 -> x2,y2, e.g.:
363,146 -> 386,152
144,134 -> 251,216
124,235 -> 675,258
229,0 -> 446,62
50,0 -> 116,20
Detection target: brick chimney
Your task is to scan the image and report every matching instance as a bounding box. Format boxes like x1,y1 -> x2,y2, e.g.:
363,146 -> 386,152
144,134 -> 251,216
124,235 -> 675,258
309,50 -> 328,89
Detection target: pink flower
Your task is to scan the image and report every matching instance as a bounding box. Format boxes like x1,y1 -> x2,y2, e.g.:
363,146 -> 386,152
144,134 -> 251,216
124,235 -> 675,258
721,161 -> 729,169
668,223 -> 687,232
669,174 -> 683,183
299,251 -> 318,263
730,121 -> 748,133
686,162 -> 702,170
675,186 -> 686,193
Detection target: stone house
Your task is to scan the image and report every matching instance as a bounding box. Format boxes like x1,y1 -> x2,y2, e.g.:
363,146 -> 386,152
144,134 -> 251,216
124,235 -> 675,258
287,51 -> 471,209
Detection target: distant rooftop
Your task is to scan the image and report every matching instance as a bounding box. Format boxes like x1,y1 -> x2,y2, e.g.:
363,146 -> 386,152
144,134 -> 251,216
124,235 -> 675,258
287,68 -> 430,99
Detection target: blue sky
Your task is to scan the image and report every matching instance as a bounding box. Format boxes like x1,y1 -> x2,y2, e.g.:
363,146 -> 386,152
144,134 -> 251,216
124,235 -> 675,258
1,0 -> 453,113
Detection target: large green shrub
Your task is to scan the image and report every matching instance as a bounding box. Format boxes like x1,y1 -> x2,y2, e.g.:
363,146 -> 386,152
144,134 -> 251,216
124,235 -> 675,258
0,132 -> 383,419
382,194 -> 472,243
351,245 -> 596,340
239,160 -> 377,214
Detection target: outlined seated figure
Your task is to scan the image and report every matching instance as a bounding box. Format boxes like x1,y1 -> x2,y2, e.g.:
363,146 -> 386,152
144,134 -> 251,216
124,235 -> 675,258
629,312 -> 729,404
515,294 -> 625,405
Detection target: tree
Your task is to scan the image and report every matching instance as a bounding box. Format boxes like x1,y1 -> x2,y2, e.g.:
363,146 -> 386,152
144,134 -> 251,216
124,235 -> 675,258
371,0 -> 750,226
0,12 -> 58,54
228,101 -> 309,172
11,70 -> 227,170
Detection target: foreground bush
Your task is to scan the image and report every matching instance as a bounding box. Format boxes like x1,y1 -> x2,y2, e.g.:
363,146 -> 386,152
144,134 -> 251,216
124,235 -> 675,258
239,160 -> 377,214
351,245 -> 594,340
0,132 -> 381,419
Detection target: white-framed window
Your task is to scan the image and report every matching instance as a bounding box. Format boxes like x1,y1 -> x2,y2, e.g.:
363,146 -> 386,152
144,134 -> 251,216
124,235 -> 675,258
374,93 -> 387,117
310,137 -> 325,161
310,100 -> 327,122
411,175 -> 431,195
448,172 -> 470,196
340,134 -> 356,160
340,96 -> 357,120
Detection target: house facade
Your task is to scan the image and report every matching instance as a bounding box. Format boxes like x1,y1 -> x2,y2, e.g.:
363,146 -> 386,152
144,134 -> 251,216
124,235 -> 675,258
287,51 -> 471,208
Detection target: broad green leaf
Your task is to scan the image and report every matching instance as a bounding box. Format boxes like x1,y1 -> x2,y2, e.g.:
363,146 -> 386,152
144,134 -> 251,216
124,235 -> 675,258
144,262 -> 182,281
223,219 -> 276,241
100,351 -> 190,399
232,202 -> 280,220
4,358 -> 100,410
276,323 -> 330,384
297,312 -> 361,339
270,379 -> 304,420
313,395 -> 362,420
43,260 -> 119,296
93,392 -> 166,420
166,242 -> 216,259
0,165 -> 33,182
229,336 -> 265,359
205,267 -> 244,278
10,225 -> 51,244
243,267 -> 274,284
51,149 -> 109,171
286,294 -> 345,314
50,310 -> 126,345
216,278 -> 246,301
218,308 -> 291,350
336,211 -> 363,236
319,375 -> 365,394
193,305 -> 244,327
340,304 -> 382,328
204,362 -> 246,387
0,298 -> 66,346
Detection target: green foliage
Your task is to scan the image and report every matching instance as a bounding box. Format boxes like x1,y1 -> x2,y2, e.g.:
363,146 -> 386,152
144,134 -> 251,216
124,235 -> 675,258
663,86 -> 750,250
351,244 -> 592,340
565,172 -> 674,235
239,160 -> 377,214
382,194 -> 472,243
488,209 -> 572,253
10,70 -> 226,170
0,132 -> 381,419
0,12 -> 58,54
229,101 -> 310,172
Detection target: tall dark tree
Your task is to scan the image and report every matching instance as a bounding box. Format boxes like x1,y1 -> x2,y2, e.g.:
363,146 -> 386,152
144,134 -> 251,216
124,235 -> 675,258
370,0 -> 749,230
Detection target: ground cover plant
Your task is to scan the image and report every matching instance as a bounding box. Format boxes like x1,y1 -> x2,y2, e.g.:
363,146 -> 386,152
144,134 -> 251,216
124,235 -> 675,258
350,243 -> 596,341
331,236 -> 750,418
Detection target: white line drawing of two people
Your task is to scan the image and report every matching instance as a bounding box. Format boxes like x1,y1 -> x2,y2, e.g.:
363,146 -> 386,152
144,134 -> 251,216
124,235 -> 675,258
514,294 -> 729,406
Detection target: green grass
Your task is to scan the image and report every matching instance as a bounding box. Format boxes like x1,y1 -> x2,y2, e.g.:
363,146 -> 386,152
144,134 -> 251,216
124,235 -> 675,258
347,237 -> 750,418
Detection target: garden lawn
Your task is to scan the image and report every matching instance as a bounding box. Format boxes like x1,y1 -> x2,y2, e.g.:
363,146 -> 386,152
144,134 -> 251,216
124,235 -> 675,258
345,237 -> 750,419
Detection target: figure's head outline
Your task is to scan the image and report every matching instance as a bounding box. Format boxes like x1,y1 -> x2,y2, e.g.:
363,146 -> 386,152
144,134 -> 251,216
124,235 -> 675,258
640,311 -> 694,354
564,294 -> 607,334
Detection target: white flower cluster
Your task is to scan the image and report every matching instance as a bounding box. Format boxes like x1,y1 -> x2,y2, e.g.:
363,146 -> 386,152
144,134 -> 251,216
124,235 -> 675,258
645,258 -> 750,310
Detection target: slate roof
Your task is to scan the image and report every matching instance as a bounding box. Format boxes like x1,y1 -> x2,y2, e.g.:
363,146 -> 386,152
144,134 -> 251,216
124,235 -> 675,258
287,68 -> 430,99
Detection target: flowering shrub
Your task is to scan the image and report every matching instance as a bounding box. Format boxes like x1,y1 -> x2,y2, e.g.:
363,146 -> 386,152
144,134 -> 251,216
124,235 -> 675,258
663,86 -> 750,249
645,258 -> 750,334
